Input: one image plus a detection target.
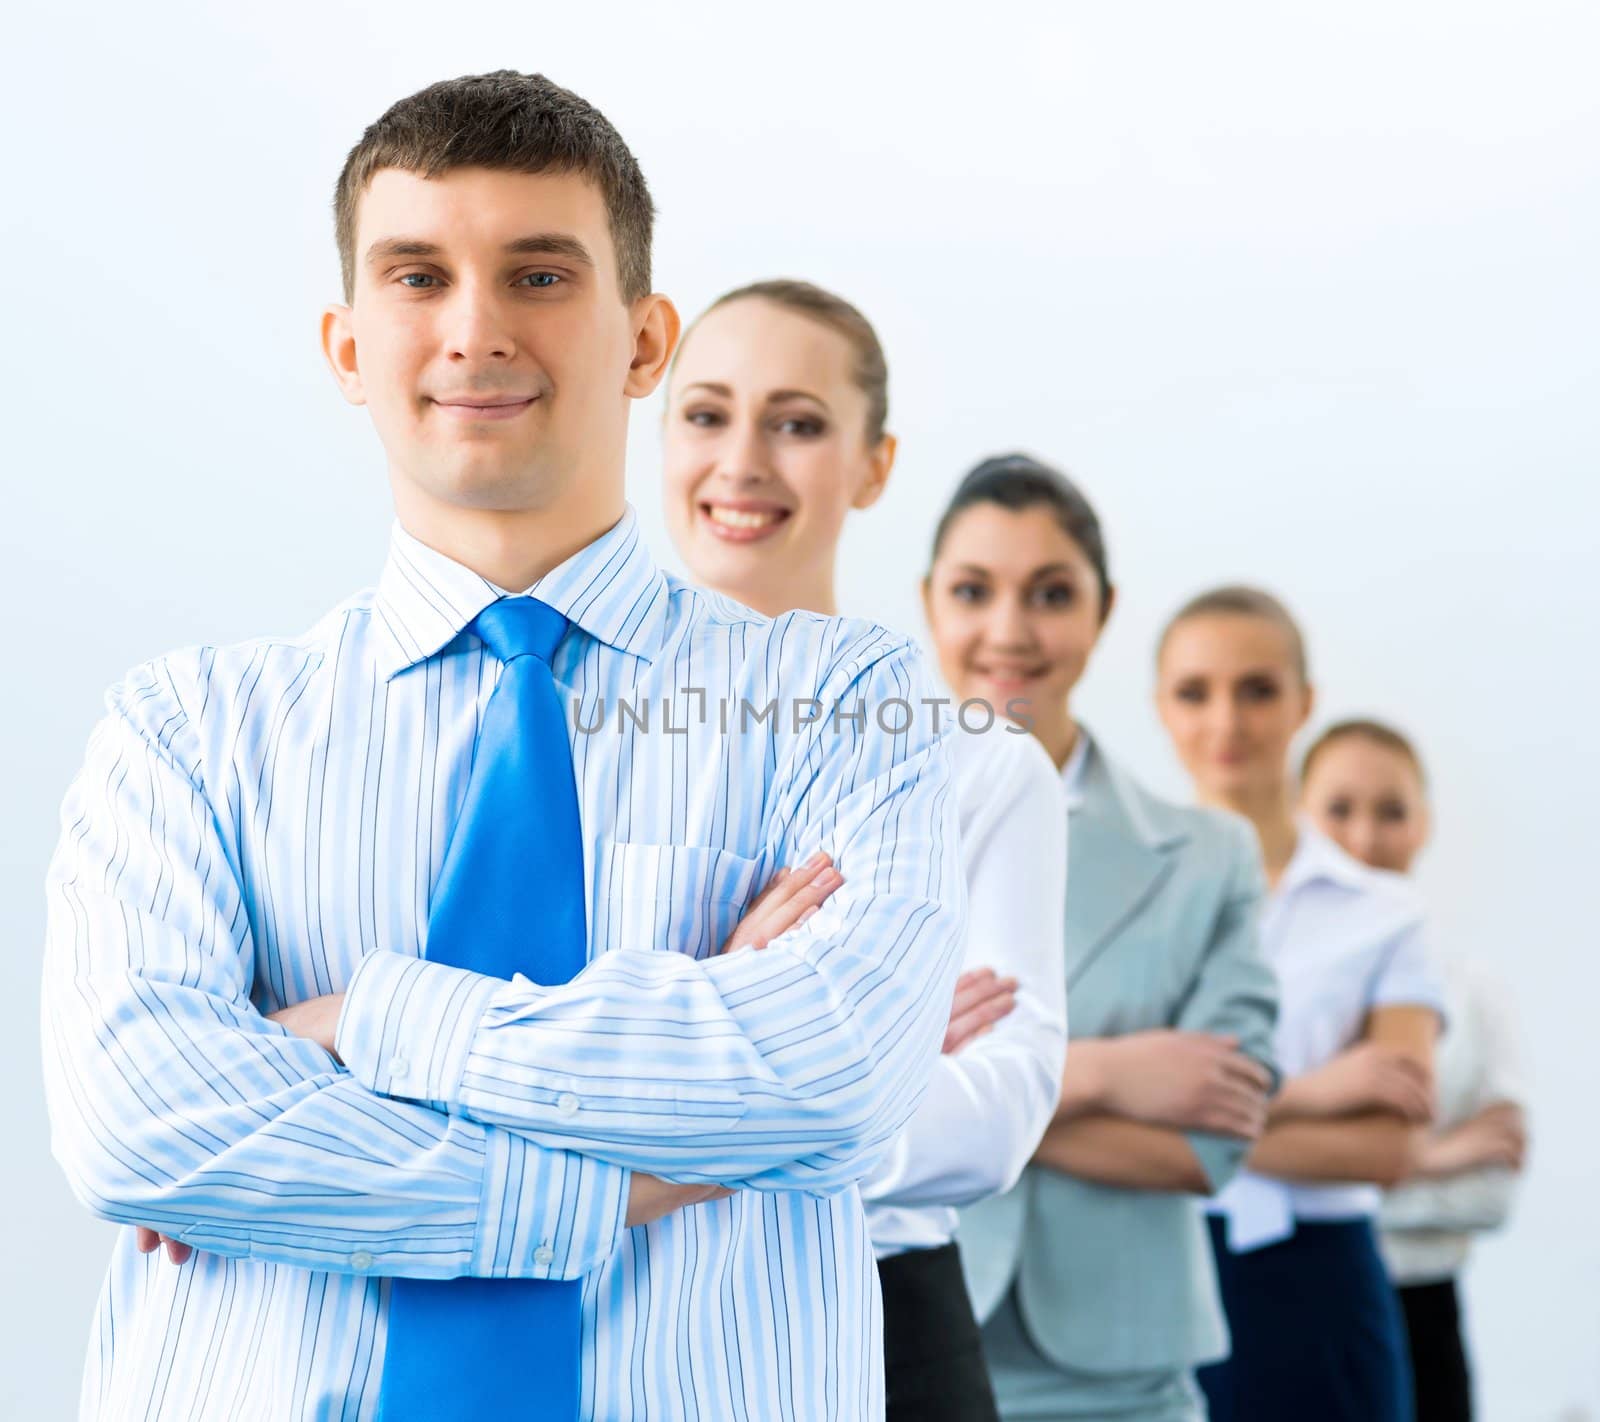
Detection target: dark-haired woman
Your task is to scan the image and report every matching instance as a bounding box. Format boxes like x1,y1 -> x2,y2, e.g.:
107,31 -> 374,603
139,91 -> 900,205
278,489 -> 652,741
661,282 -> 1069,1422
1155,590 -> 1447,1422
930,457 -> 1280,1421
1301,721 -> 1526,1422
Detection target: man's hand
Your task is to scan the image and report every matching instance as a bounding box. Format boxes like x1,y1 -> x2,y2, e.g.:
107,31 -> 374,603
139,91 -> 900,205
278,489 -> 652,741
943,968 -> 1018,1054
1098,1030 -> 1273,1139
268,993 -> 345,1061
138,1178 -> 739,1265
625,1174 -> 735,1228
720,853 -> 843,955
135,1227 -> 192,1265
1278,1042 -> 1435,1124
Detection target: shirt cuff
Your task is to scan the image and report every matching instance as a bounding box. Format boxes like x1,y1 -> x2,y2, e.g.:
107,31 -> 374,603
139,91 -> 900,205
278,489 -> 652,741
473,1126 -> 630,1280
1185,1128 -> 1252,1196
337,952 -> 501,1108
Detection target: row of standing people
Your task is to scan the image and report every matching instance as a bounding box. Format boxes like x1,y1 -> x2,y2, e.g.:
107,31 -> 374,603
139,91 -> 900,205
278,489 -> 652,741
658,279 -> 1526,1422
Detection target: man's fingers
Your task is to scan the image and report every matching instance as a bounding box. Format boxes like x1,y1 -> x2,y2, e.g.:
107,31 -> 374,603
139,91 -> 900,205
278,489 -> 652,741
749,864 -> 841,941
135,1227 -> 191,1265
764,853 -> 833,910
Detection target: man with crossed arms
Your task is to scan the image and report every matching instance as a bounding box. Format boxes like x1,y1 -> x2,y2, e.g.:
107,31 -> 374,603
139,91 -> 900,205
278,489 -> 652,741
42,70 -> 964,1420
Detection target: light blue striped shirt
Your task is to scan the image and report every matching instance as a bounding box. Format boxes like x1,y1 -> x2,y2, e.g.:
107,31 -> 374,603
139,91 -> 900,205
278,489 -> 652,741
41,503 -> 965,1421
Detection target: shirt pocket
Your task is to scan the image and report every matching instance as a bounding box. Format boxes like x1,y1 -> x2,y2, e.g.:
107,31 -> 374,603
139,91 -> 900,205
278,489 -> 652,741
591,840 -> 765,960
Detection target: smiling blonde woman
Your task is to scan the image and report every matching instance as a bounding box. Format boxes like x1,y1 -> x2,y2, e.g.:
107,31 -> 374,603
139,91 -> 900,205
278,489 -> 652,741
662,280 -> 1069,1422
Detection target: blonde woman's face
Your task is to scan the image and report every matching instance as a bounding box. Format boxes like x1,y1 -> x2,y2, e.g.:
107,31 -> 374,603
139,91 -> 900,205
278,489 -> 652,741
1301,736 -> 1430,873
661,298 -> 888,611
1156,613 -> 1313,801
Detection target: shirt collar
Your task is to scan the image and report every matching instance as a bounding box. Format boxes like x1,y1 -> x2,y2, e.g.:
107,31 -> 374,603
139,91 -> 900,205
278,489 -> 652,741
1059,725 -> 1091,811
1278,819 -> 1370,897
371,502 -> 669,680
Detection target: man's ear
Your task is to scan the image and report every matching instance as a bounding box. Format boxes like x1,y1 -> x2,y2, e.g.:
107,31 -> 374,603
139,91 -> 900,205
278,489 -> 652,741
321,304 -> 366,406
851,433 -> 898,511
624,294 -> 681,399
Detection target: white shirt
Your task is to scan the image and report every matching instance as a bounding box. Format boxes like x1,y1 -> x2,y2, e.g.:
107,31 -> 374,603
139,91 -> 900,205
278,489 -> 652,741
42,506 -> 965,1421
1380,953 -> 1525,1283
861,724 -> 1068,1256
1211,824 -> 1446,1249
1059,725 -> 1090,810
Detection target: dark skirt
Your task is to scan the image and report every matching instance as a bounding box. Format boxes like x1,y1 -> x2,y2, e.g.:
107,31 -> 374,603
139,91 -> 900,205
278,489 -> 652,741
878,1241 -> 1000,1422
1197,1216 -> 1414,1422
1397,1277 -> 1473,1422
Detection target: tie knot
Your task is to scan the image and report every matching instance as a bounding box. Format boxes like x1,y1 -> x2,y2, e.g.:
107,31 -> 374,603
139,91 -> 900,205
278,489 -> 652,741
469,597 -> 570,666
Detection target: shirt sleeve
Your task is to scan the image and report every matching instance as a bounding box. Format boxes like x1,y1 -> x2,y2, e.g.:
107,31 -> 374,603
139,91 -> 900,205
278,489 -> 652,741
858,733 -> 1067,1209
1371,919 -> 1448,1023
41,665 -> 628,1281
1176,814 -> 1280,1194
1380,1168 -> 1521,1233
337,636 -> 967,1193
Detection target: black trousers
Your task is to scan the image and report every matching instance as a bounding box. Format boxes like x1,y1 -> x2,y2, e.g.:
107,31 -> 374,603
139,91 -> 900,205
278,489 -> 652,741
1397,1278 -> 1474,1422
878,1242 -> 1000,1422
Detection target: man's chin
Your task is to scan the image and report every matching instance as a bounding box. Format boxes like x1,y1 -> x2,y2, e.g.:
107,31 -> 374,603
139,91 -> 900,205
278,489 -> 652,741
398,459 -> 565,515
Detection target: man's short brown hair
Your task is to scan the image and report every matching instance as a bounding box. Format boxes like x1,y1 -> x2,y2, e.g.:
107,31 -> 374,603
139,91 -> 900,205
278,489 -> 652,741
333,70 -> 654,305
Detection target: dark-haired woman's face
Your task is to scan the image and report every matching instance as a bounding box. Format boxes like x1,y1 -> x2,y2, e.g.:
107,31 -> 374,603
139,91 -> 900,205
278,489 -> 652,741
1301,737 -> 1430,873
1155,613 -> 1313,803
922,503 -> 1106,751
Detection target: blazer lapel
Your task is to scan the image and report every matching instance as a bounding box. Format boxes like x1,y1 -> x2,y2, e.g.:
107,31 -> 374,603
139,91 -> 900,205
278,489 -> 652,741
1063,740 -> 1184,987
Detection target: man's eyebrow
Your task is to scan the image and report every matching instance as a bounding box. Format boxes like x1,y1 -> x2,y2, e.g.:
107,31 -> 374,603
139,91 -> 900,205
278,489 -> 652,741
365,237 -> 443,265
363,234 -> 596,266
504,233 -> 594,266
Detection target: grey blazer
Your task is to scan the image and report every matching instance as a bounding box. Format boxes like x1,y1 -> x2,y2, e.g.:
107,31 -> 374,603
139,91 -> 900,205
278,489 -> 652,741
958,731 -> 1278,1375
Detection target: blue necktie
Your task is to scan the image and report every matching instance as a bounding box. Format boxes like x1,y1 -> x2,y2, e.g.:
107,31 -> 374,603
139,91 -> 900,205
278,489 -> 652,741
380,596 -> 587,1421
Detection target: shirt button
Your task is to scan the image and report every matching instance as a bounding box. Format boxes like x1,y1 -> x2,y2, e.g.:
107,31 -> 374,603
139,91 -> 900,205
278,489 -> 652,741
534,1245 -> 554,1268
389,1056 -> 410,1079
558,1093 -> 580,1117
352,1251 -> 375,1271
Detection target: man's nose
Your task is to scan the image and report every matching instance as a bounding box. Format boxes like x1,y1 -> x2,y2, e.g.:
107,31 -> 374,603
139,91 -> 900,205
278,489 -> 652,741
444,282 -> 517,362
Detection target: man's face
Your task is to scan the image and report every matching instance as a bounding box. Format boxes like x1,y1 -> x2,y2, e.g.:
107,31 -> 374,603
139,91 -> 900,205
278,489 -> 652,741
328,166 -> 642,518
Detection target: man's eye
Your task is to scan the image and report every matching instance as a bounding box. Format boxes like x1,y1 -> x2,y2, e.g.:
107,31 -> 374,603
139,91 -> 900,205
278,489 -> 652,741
398,273 -> 437,289
518,272 -> 562,289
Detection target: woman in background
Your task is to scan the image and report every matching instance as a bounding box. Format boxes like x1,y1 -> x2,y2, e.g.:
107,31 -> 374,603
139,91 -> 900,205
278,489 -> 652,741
931,456 -> 1279,1422
1156,586 -> 1446,1422
1300,719 -> 1527,1422
661,280 -> 1069,1422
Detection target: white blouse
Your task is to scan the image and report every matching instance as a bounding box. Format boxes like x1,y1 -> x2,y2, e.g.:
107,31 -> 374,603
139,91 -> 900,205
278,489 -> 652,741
1380,953 -> 1525,1284
1211,824 -> 1446,1250
861,722 -> 1069,1257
